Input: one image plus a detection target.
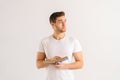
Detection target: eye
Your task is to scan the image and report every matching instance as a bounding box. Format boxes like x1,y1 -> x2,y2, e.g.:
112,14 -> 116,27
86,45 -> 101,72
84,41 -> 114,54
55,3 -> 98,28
58,21 -> 62,24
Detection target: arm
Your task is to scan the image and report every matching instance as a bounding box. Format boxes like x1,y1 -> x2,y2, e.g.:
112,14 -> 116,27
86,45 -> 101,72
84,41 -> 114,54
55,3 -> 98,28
54,51 -> 84,69
36,52 -> 48,69
66,51 -> 83,69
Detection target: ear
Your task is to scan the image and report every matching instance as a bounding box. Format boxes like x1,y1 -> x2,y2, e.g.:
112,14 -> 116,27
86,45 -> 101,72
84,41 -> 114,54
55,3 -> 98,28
50,22 -> 55,26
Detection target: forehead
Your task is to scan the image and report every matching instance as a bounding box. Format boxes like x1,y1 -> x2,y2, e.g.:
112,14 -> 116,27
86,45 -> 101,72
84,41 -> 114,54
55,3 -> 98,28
56,16 -> 66,21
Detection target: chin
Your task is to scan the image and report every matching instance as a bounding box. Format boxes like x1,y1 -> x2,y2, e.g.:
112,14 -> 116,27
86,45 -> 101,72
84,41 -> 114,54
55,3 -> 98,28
59,29 -> 66,33
61,30 -> 66,32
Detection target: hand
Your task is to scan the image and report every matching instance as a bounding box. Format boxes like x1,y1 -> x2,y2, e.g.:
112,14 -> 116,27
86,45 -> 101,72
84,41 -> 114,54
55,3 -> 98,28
53,62 -> 67,69
45,56 -> 61,62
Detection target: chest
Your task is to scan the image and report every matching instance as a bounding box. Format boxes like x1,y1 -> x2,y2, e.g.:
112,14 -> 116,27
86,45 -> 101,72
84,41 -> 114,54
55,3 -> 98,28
44,40 -> 74,58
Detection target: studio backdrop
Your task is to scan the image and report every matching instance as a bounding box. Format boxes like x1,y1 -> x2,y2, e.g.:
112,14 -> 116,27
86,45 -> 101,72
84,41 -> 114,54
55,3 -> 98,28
0,0 -> 120,80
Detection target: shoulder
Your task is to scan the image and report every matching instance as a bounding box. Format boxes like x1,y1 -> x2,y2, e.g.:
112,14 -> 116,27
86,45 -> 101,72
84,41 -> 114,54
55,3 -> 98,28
67,36 -> 80,42
40,35 -> 51,43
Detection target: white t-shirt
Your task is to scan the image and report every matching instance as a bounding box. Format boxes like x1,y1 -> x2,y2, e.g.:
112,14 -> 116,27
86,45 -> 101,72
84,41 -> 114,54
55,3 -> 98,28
38,35 -> 82,80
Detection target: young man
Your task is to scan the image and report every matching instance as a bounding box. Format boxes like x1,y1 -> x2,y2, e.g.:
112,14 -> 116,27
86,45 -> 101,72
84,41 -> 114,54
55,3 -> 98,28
36,11 -> 83,80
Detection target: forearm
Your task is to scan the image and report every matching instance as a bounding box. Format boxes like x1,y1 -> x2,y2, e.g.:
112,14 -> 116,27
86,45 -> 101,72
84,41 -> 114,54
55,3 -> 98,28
65,61 -> 83,69
36,60 -> 48,69
54,60 -> 83,69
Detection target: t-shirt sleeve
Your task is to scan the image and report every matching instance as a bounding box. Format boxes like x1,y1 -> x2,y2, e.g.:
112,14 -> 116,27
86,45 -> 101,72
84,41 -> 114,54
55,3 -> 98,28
73,39 -> 82,52
38,40 -> 45,52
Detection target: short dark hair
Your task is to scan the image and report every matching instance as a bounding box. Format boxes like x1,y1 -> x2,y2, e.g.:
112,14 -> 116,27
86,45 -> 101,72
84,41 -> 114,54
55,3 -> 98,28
49,11 -> 65,23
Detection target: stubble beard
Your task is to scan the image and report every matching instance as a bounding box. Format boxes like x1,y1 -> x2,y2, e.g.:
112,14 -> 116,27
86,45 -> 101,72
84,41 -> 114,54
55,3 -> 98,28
58,28 -> 66,33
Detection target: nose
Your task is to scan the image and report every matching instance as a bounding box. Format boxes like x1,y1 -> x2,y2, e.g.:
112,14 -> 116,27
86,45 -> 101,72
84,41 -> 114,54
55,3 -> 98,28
62,22 -> 66,26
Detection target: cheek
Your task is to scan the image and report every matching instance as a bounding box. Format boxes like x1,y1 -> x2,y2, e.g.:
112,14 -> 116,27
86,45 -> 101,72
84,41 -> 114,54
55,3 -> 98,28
57,23 -> 62,26
56,24 -> 62,28
58,24 -> 63,28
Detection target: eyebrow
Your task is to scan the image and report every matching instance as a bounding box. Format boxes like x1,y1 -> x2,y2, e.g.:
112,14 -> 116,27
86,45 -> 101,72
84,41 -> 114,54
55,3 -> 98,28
58,20 -> 63,21
58,19 -> 66,22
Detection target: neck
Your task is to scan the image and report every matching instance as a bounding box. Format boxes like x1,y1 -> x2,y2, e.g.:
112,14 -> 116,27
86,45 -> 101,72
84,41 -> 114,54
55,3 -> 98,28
52,32 -> 65,40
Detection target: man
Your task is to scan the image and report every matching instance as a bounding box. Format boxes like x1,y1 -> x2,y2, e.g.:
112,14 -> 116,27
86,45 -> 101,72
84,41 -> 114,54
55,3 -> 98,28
36,11 -> 83,80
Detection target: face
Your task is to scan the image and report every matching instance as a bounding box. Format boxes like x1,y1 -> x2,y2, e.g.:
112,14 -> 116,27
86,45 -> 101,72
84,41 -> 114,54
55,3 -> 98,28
51,16 -> 66,33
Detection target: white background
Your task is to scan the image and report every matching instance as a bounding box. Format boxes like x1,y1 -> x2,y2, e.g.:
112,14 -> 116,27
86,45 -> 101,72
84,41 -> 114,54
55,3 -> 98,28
0,0 -> 120,80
